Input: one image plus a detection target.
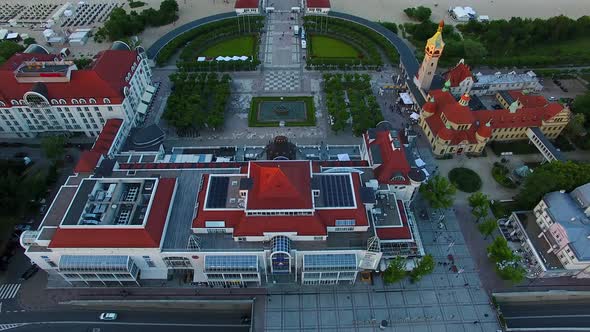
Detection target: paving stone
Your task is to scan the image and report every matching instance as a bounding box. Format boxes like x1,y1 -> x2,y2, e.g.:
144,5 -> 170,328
301,294 -> 317,309
301,310 -> 318,329
319,309 -> 337,327
283,311 -> 300,329
319,293 -> 335,307
283,295 -> 299,309
404,291 -> 422,305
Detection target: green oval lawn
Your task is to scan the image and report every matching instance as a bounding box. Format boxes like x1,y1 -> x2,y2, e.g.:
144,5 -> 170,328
202,35 -> 256,57
310,35 -> 361,58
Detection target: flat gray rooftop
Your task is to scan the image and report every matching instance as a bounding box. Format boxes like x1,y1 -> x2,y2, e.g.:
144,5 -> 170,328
41,186 -> 78,227
373,193 -> 402,227
517,212 -> 564,270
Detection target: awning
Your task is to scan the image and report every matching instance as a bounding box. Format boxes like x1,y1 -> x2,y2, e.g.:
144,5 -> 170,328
146,85 -> 156,94
137,103 -> 148,115
337,153 -> 350,161
410,112 -> 420,120
141,91 -> 153,104
399,92 -> 414,105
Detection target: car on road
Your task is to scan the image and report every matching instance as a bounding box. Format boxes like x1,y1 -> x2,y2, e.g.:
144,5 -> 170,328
99,313 -> 118,321
19,264 -> 39,281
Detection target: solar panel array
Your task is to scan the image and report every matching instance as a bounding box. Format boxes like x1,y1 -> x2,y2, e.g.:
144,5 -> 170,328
319,175 -> 354,207
204,255 -> 258,272
206,176 -> 229,208
303,254 -> 358,271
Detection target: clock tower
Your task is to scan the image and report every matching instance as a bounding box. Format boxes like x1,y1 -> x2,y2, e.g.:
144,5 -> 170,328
414,20 -> 445,91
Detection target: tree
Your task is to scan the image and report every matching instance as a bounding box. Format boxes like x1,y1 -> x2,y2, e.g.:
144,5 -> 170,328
478,218 -> 497,240
573,91 -> 590,119
41,136 -> 65,162
0,40 -> 24,65
409,254 -> 435,282
516,161 -> 590,208
462,38 -> 487,64
404,6 -> 432,22
419,175 -> 457,210
496,263 -> 526,283
565,113 -> 587,137
383,256 -> 407,284
487,237 -> 514,263
23,37 -> 37,46
468,192 -> 490,223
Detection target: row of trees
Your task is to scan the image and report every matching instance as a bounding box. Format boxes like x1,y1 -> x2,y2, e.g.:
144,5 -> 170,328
304,16 -> 399,68
566,90 -> 590,149
383,254 -> 435,284
163,72 -> 230,134
94,0 -> 179,42
323,73 -> 383,136
403,6 -> 432,23
156,15 -> 264,66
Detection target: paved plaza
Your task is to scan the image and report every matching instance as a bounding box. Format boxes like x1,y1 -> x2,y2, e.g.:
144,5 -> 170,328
264,198 -> 500,332
264,70 -> 301,92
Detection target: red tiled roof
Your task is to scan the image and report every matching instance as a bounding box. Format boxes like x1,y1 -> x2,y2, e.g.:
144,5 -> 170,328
429,89 -> 474,125
425,111 -> 478,144
49,178 -> 176,248
74,118 -> 123,173
508,90 -> 548,108
235,0 -> 259,8
307,0 -> 331,8
444,62 -> 472,87
193,170 -> 369,237
247,161 -> 312,210
376,200 -> 412,240
74,151 -> 101,173
0,50 -> 139,106
476,123 -> 492,138
368,130 -> 411,185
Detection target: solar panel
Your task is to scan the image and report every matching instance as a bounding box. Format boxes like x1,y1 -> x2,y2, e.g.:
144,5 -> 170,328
206,176 -> 229,208
319,175 -> 354,207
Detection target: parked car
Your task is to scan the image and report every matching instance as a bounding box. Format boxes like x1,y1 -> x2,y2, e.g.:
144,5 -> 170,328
19,264 -> 39,281
99,313 -> 118,321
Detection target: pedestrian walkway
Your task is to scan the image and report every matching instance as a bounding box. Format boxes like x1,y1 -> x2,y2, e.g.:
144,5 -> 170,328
0,324 -> 26,331
0,284 -> 21,300
264,70 -> 301,92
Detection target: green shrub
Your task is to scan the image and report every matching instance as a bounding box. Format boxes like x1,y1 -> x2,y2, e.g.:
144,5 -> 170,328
491,163 -> 518,189
448,167 -> 482,193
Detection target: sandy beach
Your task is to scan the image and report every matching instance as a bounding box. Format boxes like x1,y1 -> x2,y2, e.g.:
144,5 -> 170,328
1,0 -> 589,56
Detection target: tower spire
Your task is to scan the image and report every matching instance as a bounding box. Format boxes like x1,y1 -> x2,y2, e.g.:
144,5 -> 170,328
413,20 -> 445,91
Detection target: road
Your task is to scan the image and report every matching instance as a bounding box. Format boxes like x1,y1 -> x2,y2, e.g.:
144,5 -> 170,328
0,308 -> 250,332
500,300 -> 590,331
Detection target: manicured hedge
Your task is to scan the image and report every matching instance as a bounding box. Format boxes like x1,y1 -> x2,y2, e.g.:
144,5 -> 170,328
491,163 -> 518,189
448,167 -> 482,193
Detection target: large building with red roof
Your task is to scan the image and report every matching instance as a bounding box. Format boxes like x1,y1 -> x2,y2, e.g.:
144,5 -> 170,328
0,46 -> 153,139
234,0 -> 260,15
418,86 -> 570,156
305,0 -> 331,14
21,125 -> 427,287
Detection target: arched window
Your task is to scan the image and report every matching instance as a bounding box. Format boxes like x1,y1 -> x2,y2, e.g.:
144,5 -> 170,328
18,100 -> 24,105
103,98 -> 111,104
89,98 -> 97,104
123,87 -> 129,96
72,99 -> 78,104
11,100 -> 18,106
59,99 -> 66,104
50,99 -> 58,104
79,99 -> 87,104
0,101 -> 5,107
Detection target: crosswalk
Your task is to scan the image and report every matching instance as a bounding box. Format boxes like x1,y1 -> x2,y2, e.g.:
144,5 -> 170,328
0,324 -> 25,331
0,284 -> 21,300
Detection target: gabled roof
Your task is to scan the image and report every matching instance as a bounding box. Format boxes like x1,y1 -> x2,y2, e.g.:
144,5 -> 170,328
508,90 -> 548,108
235,0 -> 259,8
307,0 -> 331,8
247,161 -> 312,210
429,89 -> 474,125
444,61 -> 472,87
366,129 -> 411,185
49,178 -> 176,248
74,119 -> 123,173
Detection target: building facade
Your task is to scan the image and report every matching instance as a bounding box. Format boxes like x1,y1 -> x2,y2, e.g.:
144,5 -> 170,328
0,46 -> 153,138
21,124 -> 428,287
443,59 -> 542,97
501,183 -> 590,278
234,0 -> 260,15
418,86 -> 570,157
305,0 -> 331,14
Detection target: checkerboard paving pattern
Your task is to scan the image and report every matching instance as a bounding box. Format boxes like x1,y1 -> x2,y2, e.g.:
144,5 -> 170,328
264,71 -> 300,92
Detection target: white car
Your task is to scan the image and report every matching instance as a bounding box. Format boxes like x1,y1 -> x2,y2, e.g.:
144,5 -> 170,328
99,312 -> 118,321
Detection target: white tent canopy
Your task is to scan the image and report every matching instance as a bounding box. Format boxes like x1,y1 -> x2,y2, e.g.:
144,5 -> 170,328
415,158 -> 426,167
43,29 -> 55,38
399,92 -> 414,105
410,112 -> 420,120
337,154 -> 351,161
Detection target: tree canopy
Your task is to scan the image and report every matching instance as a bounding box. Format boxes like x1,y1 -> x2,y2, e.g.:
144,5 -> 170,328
409,254 -> 435,282
487,237 -> 514,263
516,161 -> 590,208
487,237 -> 526,283
41,136 -> 65,162
468,192 -> 490,222
419,175 -> 456,210
403,6 -> 432,22
478,218 -> 497,240
383,256 -> 407,284
0,41 -> 24,65
95,0 -> 179,41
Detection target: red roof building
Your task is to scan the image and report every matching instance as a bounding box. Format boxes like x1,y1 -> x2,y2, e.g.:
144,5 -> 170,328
0,49 -> 151,139
49,178 -> 177,248
419,88 -> 570,157
306,0 -> 331,14
444,60 -> 473,87
235,0 -> 259,8
74,118 -> 124,173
